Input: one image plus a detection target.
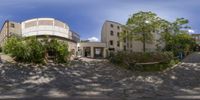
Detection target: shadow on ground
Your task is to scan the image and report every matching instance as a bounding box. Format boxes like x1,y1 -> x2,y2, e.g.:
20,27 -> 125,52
0,60 -> 128,100
0,53 -> 200,100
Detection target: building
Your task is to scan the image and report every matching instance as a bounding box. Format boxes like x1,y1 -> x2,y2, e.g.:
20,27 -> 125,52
0,18 -> 165,59
191,34 -> 200,51
0,21 -> 21,47
192,34 -> 200,44
0,18 -> 80,54
101,21 -> 124,55
77,42 -> 107,58
76,20 -> 165,59
101,20 -> 164,54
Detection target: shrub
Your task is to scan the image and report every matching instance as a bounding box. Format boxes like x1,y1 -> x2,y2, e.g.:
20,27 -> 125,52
0,47 -> 2,53
109,51 -> 176,72
3,36 -> 70,63
47,39 -> 70,63
26,37 -> 45,63
3,36 -> 45,63
3,36 -> 21,54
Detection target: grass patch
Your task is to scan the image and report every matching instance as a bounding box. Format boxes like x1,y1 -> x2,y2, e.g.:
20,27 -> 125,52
132,60 -> 178,72
109,51 -> 179,72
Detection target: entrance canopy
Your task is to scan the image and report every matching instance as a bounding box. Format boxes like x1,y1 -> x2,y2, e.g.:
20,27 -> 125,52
77,42 -> 107,58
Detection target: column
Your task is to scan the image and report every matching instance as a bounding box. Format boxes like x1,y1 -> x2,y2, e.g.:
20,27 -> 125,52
91,47 -> 94,58
103,48 -> 107,58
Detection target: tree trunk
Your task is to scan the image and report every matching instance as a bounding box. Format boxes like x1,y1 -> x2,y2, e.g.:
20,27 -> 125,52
143,33 -> 146,52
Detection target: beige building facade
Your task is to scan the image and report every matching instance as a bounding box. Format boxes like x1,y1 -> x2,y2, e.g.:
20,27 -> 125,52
77,42 -> 107,58
101,21 -> 124,52
101,20 -> 164,54
75,20 -> 165,59
0,18 -> 165,59
0,21 -> 21,47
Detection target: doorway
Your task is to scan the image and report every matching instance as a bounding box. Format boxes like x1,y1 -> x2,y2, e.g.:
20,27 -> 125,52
84,47 -> 91,57
94,47 -> 104,58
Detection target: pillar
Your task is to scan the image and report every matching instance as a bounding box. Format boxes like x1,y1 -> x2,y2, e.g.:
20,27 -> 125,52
91,47 -> 94,58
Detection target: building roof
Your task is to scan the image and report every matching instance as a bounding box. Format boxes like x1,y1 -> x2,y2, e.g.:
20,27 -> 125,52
70,30 -> 80,37
191,34 -> 200,36
105,20 -> 123,25
0,20 -> 8,33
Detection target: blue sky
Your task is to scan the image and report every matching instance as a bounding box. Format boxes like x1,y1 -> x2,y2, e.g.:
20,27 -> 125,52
0,0 -> 199,41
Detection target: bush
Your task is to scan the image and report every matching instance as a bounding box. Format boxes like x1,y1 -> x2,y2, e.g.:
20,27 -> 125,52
26,37 -> 45,63
3,36 -> 70,63
0,47 -> 2,53
47,39 -> 70,63
109,51 -> 177,72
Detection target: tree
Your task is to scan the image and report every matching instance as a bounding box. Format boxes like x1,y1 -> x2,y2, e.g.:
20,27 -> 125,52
122,11 -> 167,52
161,18 -> 195,56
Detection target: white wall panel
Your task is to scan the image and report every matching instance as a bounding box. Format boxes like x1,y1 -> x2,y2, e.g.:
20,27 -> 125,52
21,18 -> 71,39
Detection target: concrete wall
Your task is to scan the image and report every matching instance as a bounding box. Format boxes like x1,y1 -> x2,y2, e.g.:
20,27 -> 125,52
21,18 -> 70,39
101,20 -> 165,52
0,21 -> 21,47
101,21 -> 123,52
68,41 -> 78,54
0,21 -> 8,47
9,21 -> 21,36
78,42 -> 107,58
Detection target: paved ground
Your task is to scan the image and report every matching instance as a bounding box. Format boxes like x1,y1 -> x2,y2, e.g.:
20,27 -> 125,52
0,53 -> 200,100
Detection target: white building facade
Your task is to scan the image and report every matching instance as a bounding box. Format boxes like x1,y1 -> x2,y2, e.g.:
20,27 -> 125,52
0,18 -> 80,54
21,18 -> 70,39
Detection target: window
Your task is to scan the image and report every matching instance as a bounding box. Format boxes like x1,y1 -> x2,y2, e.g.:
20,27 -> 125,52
110,31 -> 114,36
110,40 -> 113,45
117,26 -> 119,29
10,23 -> 15,28
109,48 -> 115,51
117,41 -> 120,47
124,45 -> 126,51
110,24 -> 114,28
123,38 -> 126,43
117,32 -> 120,37
130,38 -> 132,41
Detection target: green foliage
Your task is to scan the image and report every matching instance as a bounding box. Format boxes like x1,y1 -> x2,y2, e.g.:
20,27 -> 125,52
109,51 -> 176,72
3,36 -> 70,63
172,18 -> 191,34
122,11 -> 168,52
4,36 -> 45,63
133,59 -> 178,72
47,39 -> 70,63
26,37 -> 45,63
0,47 -> 2,52
159,17 -> 195,56
162,31 -> 195,56
122,11 -> 195,54
3,36 -> 21,54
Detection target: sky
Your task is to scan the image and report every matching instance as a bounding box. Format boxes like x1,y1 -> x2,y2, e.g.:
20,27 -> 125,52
0,0 -> 199,41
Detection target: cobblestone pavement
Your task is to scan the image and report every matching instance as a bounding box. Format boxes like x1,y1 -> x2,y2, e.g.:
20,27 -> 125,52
0,53 -> 200,100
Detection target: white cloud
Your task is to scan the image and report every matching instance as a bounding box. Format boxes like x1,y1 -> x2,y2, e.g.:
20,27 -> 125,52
188,29 -> 195,33
88,37 -> 99,42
